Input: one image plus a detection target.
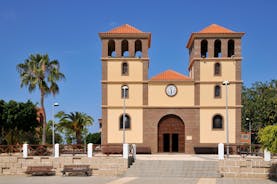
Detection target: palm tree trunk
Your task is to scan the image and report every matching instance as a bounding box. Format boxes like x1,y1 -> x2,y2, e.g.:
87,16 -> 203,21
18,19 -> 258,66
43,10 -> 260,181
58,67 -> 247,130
76,130 -> 82,144
40,92 -> 46,145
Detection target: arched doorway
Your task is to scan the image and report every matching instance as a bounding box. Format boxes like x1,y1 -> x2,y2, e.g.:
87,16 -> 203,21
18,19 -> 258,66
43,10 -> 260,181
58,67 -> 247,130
158,115 -> 185,152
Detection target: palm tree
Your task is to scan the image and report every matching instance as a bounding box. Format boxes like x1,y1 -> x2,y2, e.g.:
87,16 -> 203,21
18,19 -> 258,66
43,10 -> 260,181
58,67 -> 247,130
17,54 -> 65,144
56,111 -> 93,144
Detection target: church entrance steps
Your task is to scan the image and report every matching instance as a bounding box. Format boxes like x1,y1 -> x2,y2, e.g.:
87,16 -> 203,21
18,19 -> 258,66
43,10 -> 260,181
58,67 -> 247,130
125,155 -> 221,178
135,154 -> 219,161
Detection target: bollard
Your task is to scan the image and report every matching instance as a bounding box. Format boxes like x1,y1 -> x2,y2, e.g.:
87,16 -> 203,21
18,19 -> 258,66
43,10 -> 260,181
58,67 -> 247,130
132,144 -> 136,161
23,144 -> 28,158
218,143 -> 224,160
88,143 -> 93,158
264,148 -> 271,161
54,144 -> 59,158
123,143 -> 129,159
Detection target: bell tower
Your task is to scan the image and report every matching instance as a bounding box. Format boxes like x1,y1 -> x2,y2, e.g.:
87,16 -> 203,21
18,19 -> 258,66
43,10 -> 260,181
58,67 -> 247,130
99,24 -> 151,144
186,24 -> 245,147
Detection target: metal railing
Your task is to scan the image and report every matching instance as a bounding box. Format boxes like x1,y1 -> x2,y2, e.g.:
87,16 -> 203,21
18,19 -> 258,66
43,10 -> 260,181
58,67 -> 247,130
0,145 -> 22,154
28,144 -> 52,156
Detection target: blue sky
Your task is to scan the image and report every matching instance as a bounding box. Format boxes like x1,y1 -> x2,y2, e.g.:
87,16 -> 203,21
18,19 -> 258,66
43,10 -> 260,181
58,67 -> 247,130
0,0 -> 276,133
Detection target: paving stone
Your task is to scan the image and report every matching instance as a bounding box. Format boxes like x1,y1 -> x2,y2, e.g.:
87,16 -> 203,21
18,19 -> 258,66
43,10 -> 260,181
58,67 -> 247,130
125,160 -> 221,178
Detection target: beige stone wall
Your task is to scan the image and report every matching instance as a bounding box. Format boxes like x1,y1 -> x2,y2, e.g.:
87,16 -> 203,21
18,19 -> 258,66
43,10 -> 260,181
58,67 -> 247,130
219,159 -> 277,178
107,109 -> 143,143
200,84 -> 236,106
200,109 -> 236,143
148,83 -> 194,106
200,60 -> 236,81
107,84 -> 143,106
107,60 -> 143,81
0,156 -> 128,176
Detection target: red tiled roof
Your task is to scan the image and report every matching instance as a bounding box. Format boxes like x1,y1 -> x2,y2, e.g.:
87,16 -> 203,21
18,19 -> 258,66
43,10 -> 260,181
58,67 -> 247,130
106,24 -> 144,33
186,24 -> 244,48
198,24 -> 235,33
150,70 -> 191,81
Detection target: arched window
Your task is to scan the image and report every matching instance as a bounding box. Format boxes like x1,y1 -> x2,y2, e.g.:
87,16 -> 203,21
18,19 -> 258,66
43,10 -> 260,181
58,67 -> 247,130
214,85 -> 221,98
135,40 -> 142,57
122,62 -> 128,75
120,114 -> 131,129
108,40 -> 116,57
213,115 -> 223,129
121,85 -> 129,98
201,40 -> 208,58
121,40 -> 129,57
228,39 -> 235,57
214,39 -> 222,57
214,63 -> 221,76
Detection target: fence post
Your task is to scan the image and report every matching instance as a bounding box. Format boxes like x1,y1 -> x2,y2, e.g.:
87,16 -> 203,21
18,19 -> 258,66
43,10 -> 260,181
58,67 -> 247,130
132,144 -> 136,161
54,144 -> 59,158
123,143 -> 129,159
218,143 -> 224,160
264,148 -> 271,161
88,143 -> 93,158
23,144 -> 28,158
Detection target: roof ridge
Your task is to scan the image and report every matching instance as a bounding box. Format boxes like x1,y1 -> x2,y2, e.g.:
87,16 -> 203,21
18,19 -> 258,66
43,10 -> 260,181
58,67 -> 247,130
198,24 -> 235,33
151,69 -> 191,81
106,24 -> 143,33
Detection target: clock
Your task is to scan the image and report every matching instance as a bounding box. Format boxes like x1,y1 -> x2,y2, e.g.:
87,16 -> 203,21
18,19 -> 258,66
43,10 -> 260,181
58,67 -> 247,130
165,84 -> 177,97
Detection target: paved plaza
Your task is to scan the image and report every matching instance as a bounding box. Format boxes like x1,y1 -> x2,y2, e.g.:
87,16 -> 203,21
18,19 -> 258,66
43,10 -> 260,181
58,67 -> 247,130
0,176 -> 276,184
0,154 -> 276,184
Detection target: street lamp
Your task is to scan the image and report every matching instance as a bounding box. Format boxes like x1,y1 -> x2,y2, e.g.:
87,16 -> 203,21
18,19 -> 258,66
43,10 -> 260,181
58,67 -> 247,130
246,117 -> 251,155
122,85 -> 129,159
122,85 -> 128,144
52,102 -> 59,156
222,80 -> 230,158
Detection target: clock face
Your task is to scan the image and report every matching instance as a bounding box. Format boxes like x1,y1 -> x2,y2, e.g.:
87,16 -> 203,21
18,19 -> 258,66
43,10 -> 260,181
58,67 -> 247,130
166,84 -> 177,97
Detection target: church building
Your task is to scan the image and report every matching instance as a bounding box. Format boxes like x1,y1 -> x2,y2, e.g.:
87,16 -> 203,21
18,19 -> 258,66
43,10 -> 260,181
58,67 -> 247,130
99,24 -> 244,153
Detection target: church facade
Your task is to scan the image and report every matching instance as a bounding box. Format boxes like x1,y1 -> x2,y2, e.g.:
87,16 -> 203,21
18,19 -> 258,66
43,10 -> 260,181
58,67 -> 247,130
99,24 -> 244,153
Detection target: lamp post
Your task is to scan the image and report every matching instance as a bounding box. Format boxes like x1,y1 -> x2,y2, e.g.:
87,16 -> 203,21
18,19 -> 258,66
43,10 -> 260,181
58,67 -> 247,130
222,80 -> 230,158
122,85 -> 128,144
52,102 -> 59,156
246,117 -> 251,155
122,85 -> 129,159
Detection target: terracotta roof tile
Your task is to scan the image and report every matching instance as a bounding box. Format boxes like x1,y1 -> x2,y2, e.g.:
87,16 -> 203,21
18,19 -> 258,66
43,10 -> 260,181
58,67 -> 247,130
106,24 -> 143,33
198,24 -> 235,33
186,24 -> 244,48
150,70 -> 191,81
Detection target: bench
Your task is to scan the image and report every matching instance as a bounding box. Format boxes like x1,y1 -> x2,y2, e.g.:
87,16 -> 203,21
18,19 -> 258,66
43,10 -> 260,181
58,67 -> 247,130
136,146 -> 151,154
61,165 -> 92,176
25,166 -> 55,176
102,145 -> 122,155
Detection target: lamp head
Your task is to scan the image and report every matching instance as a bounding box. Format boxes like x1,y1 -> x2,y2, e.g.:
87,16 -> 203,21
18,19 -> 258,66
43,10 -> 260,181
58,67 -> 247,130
222,80 -> 230,85
122,85 -> 128,90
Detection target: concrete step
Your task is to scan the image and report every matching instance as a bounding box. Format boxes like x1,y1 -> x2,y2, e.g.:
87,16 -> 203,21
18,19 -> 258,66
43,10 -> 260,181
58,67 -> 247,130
125,160 -> 221,178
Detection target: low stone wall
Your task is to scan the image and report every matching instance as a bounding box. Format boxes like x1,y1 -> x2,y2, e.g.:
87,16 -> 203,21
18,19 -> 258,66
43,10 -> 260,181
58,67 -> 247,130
0,155 -> 128,176
219,158 -> 277,178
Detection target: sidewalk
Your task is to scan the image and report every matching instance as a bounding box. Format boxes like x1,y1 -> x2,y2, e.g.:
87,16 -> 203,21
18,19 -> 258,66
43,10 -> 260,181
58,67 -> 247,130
0,176 -> 276,184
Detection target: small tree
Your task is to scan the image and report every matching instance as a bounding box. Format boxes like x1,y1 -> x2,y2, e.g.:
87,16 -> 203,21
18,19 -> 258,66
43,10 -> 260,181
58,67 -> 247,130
46,120 -> 63,144
258,125 -> 277,153
56,111 -> 93,144
0,100 -> 39,144
86,132 -> 101,144
0,100 -> 5,144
